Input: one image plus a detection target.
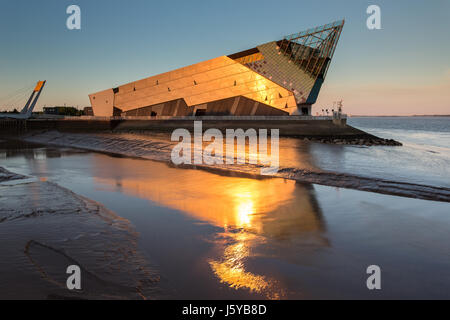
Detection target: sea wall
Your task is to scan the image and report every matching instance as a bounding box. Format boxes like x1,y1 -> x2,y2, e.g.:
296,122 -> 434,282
0,119 -> 27,134
25,118 -> 114,132
113,117 -> 360,138
1,116 -> 371,138
1,116 -> 403,145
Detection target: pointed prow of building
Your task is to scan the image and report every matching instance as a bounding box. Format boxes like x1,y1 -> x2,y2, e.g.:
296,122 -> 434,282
0,80 -> 46,119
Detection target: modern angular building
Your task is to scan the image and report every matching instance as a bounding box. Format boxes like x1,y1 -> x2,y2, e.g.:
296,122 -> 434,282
89,20 -> 344,117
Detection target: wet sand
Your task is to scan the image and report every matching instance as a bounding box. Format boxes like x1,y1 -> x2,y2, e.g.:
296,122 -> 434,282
0,169 -> 160,300
1,140 -> 450,299
0,166 -> 26,182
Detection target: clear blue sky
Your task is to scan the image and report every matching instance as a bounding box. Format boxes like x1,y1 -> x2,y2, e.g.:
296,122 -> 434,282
0,0 -> 449,115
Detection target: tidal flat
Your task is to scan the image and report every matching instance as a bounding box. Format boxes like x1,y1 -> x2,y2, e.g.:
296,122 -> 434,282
1,138 -> 449,299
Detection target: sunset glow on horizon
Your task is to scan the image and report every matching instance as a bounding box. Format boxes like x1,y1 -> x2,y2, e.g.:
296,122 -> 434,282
0,0 -> 448,115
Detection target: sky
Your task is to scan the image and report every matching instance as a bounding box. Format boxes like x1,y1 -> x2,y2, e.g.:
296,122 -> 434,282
0,0 -> 449,115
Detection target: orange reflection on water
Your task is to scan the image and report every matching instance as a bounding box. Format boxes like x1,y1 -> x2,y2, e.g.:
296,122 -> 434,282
94,160 -> 296,230
92,157 -> 325,298
209,233 -> 271,295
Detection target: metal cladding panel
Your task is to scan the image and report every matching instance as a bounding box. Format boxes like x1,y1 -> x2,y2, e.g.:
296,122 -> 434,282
89,89 -> 115,116
108,56 -> 295,113
123,98 -> 191,117
122,95 -> 288,116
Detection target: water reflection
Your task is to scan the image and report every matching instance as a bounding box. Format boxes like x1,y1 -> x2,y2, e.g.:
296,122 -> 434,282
209,232 -> 275,298
0,140 -> 90,160
91,156 -> 328,298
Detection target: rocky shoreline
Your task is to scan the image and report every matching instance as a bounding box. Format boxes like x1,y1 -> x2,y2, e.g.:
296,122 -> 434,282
302,136 -> 402,146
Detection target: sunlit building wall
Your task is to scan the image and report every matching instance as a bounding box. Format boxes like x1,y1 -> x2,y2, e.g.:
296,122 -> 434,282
89,21 -> 344,117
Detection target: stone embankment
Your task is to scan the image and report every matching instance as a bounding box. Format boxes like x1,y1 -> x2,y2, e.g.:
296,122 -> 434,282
303,137 -> 402,146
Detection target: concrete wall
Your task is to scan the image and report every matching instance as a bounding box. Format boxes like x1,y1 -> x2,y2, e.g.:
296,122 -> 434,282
0,119 -> 27,134
6,117 -> 371,139
113,119 -> 366,138
25,119 -> 114,132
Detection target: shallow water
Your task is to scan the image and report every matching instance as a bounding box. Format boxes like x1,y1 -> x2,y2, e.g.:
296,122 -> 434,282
345,117 -> 450,187
1,141 -> 450,299
19,126 -> 450,201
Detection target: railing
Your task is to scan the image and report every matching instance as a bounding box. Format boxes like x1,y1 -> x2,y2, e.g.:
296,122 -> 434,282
26,114 -> 347,121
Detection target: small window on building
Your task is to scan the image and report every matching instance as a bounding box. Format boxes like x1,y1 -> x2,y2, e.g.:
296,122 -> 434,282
194,80 -> 197,85
279,93 -> 282,98
168,87 -> 171,92
234,80 -> 237,86
195,109 -> 206,116
151,111 -> 157,117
